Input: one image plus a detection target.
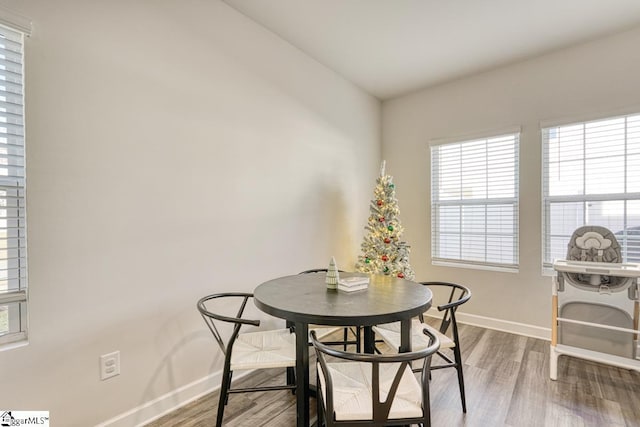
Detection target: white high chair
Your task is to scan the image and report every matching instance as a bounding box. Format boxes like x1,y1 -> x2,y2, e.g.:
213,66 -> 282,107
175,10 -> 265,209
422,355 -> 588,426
551,225 -> 640,380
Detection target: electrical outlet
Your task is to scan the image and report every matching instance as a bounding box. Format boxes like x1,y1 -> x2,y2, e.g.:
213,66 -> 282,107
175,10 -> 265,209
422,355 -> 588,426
100,351 -> 120,380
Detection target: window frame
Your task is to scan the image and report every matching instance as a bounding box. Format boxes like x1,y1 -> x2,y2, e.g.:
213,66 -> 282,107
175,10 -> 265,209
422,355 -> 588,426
430,128 -> 520,272
541,112 -> 640,275
0,17 -> 29,348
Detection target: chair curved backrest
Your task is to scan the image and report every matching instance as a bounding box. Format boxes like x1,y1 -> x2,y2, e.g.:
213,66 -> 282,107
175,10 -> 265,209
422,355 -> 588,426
197,292 -> 260,357
419,281 -> 471,339
299,268 -> 345,274
311,328 -> 439,426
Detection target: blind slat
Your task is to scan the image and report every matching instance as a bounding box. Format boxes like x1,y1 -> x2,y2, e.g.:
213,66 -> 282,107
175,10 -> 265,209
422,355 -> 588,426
0,289 -> 26,305
0,80 -> 23,96
0,99 -> 24,111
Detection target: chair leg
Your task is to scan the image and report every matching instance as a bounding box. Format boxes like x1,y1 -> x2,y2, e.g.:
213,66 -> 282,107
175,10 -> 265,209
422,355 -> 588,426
226,371 -> 234,405
217,367 -> 232,427
424,377 -> 432,427
316,393 -> 324,426
286,366 -> 296,394
452,346 -> 467,413
343,328 -> 348,351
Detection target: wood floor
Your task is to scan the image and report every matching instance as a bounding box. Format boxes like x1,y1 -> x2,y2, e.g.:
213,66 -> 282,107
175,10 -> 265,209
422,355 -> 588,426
147,322 -> 640,427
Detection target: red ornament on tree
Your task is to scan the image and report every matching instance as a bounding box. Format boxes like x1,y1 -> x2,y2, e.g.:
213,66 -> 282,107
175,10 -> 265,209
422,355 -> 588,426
377,199 -> 383,206
379,217 -> 385,222
381,255 -> 388,262
384,237 -> 391,244
397,272 -> 404,278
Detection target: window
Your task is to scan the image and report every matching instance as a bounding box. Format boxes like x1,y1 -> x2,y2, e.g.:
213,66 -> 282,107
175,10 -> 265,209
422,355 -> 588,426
542,114 -> 640,271
431,131 -> 519,271
0,22 -> 27,346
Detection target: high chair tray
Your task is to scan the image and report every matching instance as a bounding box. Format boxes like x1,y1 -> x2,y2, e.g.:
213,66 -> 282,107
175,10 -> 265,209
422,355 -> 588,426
553,259 -> 640,277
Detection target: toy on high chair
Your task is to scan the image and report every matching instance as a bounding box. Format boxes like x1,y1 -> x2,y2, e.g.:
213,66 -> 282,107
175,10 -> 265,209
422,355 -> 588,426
551,225 -> 640,380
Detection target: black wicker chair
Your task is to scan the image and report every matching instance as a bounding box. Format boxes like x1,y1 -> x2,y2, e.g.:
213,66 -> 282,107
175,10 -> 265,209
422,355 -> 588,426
311,328 -> 439,426
374,281 -> 471,412
197,293 -> 296,426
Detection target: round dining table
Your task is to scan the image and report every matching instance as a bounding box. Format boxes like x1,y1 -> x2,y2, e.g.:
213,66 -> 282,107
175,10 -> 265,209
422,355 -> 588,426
254,272 -> 432,427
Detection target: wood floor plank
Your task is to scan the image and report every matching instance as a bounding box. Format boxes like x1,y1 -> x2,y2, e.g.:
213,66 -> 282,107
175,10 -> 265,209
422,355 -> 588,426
147,324 -> 640,427
505,341 -> 549,427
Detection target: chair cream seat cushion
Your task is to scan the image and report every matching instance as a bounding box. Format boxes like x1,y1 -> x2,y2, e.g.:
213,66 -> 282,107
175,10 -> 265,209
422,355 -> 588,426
318,361 -> 423,421
374,319 -> 454,351
231,329 -> 296,370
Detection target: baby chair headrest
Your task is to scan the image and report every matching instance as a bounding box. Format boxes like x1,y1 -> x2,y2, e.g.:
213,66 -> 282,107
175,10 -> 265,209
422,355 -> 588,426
566,225 -> 621,264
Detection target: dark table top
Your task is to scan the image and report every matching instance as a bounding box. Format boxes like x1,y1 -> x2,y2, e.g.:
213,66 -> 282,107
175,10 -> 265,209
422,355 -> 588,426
254,272 -> 432,326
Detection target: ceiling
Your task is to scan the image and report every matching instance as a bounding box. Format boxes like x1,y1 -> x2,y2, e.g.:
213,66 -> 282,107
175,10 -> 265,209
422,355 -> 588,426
223,0 -> 640,100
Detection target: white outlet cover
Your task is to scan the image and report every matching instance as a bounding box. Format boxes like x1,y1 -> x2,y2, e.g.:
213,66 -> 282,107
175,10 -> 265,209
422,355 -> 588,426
100,351 -> 120,380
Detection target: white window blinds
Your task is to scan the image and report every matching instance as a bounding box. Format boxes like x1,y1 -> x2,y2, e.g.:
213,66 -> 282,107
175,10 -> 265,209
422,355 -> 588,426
0,23 -> 26,345
431,132 -> 519,270
542,114 -> 640,269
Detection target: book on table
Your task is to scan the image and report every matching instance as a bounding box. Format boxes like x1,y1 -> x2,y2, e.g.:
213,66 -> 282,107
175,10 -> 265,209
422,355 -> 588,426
338,276 -> 369,286
337,283 -> 368,293
337,276 -> 369,292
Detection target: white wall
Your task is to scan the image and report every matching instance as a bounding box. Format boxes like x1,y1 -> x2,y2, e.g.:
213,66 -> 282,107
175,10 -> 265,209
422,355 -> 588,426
0,1 -> 380,425
382,26 -> 640,331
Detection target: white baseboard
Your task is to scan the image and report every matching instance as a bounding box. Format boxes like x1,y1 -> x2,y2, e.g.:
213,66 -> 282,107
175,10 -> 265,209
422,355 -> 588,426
97,313 -> 550,426
95,369 -> 251,427
427,309 -> 551,341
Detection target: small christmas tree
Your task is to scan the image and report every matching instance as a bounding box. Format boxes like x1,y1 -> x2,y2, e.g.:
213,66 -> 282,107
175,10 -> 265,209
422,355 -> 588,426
355,161 -> 415,280
326,256 -> 339,289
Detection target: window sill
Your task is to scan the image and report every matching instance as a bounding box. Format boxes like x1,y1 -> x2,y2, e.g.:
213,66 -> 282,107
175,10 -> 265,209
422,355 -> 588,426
432,260 -> 519,274
541,267 -> 556,277
0,332 -> 28,352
